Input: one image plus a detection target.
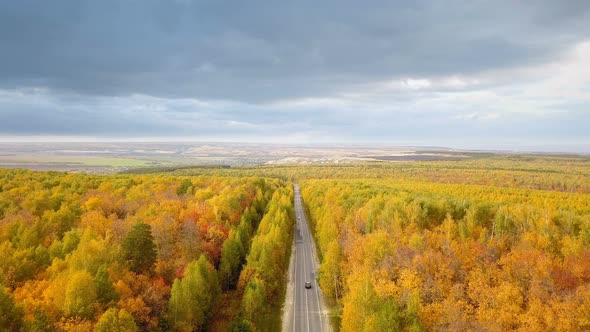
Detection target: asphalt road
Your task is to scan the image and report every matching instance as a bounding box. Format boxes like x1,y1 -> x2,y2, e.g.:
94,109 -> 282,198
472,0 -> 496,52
283,184 -> 330,332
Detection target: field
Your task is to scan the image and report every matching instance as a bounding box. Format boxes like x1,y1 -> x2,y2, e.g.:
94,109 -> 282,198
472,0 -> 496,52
0,155 -> 155,167
1,153 -> 590,331
0,142 -> 488,173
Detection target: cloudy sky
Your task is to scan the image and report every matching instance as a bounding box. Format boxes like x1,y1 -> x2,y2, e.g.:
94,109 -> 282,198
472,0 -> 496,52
1,1 -> 589,151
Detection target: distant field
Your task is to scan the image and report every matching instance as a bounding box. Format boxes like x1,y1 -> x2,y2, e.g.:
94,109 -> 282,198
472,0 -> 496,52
0,155 -> 157,168
0,142 -> 487,172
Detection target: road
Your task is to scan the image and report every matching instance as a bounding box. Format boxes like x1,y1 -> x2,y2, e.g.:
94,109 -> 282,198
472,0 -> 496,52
283,183 -> 330,332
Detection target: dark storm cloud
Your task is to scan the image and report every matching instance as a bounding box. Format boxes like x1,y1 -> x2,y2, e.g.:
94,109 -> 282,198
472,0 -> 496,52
1,0 -> 589,101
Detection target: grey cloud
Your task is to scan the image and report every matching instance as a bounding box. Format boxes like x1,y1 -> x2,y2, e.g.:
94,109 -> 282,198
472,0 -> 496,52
0,0 -> 589,148
1,1 -> 589,101
1,88 -> 586,146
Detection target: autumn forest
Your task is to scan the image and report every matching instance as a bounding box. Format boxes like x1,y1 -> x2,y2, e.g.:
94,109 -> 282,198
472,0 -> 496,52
1,155 -> 590,331
0,170 -> 292,331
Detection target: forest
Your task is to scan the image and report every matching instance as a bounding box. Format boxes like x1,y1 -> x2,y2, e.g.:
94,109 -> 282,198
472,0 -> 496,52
0,169 -> 293,331
168,155 -> 590,331
300,177 -> 590,331
2,154 -> 590,331
170,155 -> 590,194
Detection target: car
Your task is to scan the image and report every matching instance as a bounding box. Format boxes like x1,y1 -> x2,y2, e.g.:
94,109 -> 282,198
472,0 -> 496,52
305,281 -> 312,289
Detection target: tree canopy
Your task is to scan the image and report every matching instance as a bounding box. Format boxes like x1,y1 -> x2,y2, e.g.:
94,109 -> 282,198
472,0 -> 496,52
122,222 -> 157,274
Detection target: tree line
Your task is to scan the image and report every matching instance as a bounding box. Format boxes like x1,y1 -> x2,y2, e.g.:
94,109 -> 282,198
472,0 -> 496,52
171,155 -> 590,194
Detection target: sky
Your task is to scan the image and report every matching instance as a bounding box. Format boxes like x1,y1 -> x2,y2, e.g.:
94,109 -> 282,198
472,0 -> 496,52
0,0 -> 589,151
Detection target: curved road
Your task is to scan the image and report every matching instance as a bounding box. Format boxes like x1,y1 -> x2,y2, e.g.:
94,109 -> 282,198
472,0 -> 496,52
283,184 -> 330,332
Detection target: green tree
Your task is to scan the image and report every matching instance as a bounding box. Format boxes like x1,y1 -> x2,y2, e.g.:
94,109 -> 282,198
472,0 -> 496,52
62,229 -> 81,255
405,290 -> 424,332
25,309 -> 54,332
48,240 -> 64,260
94,308 -> 138,332
168,255 -> 220,331
219,230 -> 244,290
176,179 -> 193,196
230,319 -> 255,332
242,276 -> 267,323
236,210 -> 255,250
122,222 -> 157,274
95,264 -> 119,305
371,297 -> 403,332
0,285 -> 24,331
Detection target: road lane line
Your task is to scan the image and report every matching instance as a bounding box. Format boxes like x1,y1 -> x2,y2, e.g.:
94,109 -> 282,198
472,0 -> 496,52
288,184 -> 329,332
302,218 -> 310,332
301,201 -> 324,331
305,224 -> 321,329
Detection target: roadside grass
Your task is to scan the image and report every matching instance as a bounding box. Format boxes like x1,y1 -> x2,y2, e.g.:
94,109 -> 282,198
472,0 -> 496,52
326,299 -> 342,331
